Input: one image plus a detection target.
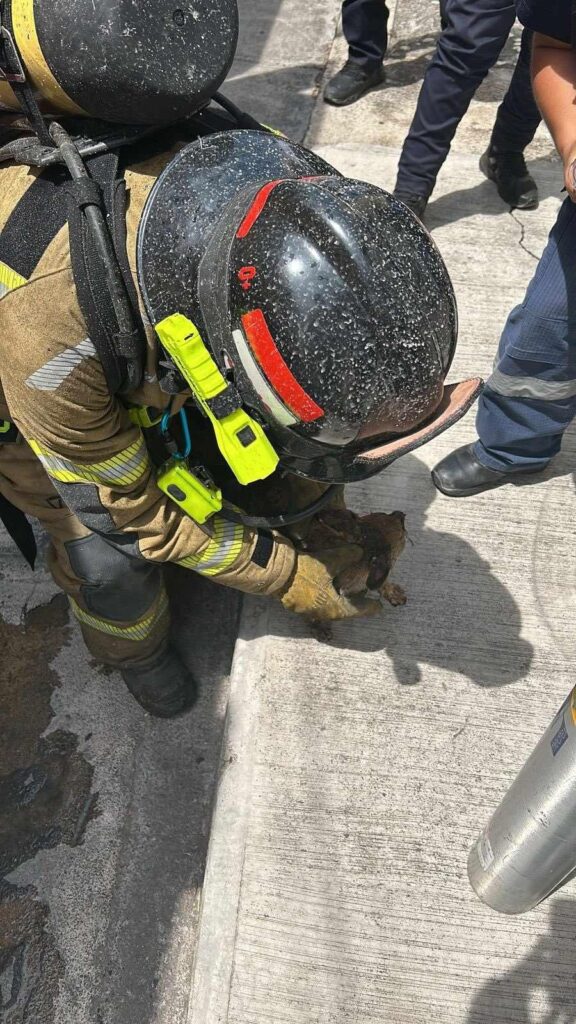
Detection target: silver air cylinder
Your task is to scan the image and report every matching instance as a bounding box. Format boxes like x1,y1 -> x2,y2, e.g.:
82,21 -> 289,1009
468,686 -> 576,914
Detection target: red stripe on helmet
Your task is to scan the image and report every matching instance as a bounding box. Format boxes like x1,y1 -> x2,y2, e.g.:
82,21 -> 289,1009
241,309 -> 324,423
236,181 -> 284,238
236,176 -> 326,239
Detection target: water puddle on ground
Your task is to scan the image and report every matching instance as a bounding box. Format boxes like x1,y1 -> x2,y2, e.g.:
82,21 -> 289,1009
0,595 -> 97,1021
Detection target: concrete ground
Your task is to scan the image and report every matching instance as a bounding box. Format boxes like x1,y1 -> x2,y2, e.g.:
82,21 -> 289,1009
2,1 -> 574,1023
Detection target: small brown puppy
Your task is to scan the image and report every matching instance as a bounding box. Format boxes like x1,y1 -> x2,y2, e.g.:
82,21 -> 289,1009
300,508 -> 407,606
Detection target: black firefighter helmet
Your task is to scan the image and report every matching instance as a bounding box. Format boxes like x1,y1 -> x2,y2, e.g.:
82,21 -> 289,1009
137,130 -> 481,484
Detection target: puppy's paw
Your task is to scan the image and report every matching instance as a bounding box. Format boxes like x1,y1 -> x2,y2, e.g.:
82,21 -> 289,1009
380,581 -> 407,607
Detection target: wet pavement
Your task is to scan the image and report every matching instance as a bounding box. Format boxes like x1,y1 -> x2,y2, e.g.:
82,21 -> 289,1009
0,531 -> 239,1024
0,596 -> 88,1021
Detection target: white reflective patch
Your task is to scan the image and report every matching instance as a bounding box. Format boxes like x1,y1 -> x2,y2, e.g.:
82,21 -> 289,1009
25,338 -> 98,391
232,328 -> 297,428
0,282 -> 9,299
488,367 -> 576,401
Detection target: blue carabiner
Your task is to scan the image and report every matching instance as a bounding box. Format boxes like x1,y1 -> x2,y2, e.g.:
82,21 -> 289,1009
177,408 -> 192,460
161,404 -> 192,461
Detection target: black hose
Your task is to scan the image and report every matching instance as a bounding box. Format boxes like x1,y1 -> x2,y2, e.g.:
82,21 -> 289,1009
49,121 -> 141,386
212,91 -> 272,133
40,124 -> 160,166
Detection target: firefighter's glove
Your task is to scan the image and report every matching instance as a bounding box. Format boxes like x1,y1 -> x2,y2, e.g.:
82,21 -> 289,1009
279,546 -> 382,622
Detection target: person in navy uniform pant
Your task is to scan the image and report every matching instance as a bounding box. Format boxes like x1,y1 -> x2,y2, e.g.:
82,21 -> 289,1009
323,0 -> 390,107
433,1 -> 576,498
324,0 -> 541,219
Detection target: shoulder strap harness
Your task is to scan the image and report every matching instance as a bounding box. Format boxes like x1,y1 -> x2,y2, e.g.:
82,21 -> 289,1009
0,145 -> 145,394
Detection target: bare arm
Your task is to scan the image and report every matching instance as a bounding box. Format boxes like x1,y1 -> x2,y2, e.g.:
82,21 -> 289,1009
531,33 -> 576,199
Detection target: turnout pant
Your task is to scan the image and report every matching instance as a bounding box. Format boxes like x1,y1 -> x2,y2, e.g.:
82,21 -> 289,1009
395,0 -> 541,198
476,199 -> 576,472
0,435 -> 169,666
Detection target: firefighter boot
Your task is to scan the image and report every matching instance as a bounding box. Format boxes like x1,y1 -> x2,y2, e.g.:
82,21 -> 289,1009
120,643 -> 198,718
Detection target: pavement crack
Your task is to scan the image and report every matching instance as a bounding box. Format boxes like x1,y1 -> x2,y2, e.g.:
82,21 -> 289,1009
451,717 -> 470,741
509,209 -> 539,262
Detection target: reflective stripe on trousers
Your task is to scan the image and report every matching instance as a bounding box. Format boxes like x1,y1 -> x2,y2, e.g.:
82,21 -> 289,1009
0,434 -> 170,666
70,587 -> 169,642
476,198 -> 576,472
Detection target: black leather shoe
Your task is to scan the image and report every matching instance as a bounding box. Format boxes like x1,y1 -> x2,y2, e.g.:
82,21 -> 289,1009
432,442 -> 544,497
120,643 -> 198,718
393,191 -> 428,220
323,60 -> 385,106
480,147 -> 539,210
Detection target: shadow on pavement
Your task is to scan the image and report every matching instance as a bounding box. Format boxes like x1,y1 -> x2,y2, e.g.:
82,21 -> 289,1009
269,454 -> 535,689
427,157 -> 561,231
380,464 -> 534,688
223,29 -> 440,140
382,30 -> 440,90
224,62 -> 326,140
467,897 -> 576,1024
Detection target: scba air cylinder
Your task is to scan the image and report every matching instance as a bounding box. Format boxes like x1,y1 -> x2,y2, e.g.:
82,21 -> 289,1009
0,0 -> 238,124
468,685 -> 576,914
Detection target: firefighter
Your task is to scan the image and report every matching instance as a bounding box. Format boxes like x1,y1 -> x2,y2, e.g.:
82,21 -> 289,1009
0,117 -> 481,716
0,1 -> 479,718
433,2 -> 576,497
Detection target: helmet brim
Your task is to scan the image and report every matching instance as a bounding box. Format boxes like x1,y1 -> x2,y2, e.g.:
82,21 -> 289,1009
350,378 -> 483,477
266,378 -> 483,482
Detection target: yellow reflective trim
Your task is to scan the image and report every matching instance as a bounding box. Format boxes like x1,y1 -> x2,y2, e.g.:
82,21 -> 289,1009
70,591 -> 169,641
29,436 -> 150,487
0,260 -> 27,296
178,515 -> 244,577
12,0 -> 85,115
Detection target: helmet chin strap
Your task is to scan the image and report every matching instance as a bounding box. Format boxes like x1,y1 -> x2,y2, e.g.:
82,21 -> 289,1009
220,484 -> 340,530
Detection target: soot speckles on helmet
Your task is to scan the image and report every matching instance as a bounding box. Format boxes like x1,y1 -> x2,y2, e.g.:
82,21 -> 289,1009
138,129 -> 477,485
196,173 -> 458,461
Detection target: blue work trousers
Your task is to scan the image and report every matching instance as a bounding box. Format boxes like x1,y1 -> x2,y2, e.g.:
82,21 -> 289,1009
476,199 -> 576,472
342,0 -> 390,67
395,0 -> 541,198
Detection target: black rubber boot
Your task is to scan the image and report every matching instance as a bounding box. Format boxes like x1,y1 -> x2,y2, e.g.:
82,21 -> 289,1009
120,643 -> 198,718
432,442 -> 545,498
393,191 -> 428,221
323,60 -> 385,106
480,147 -> 539,210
